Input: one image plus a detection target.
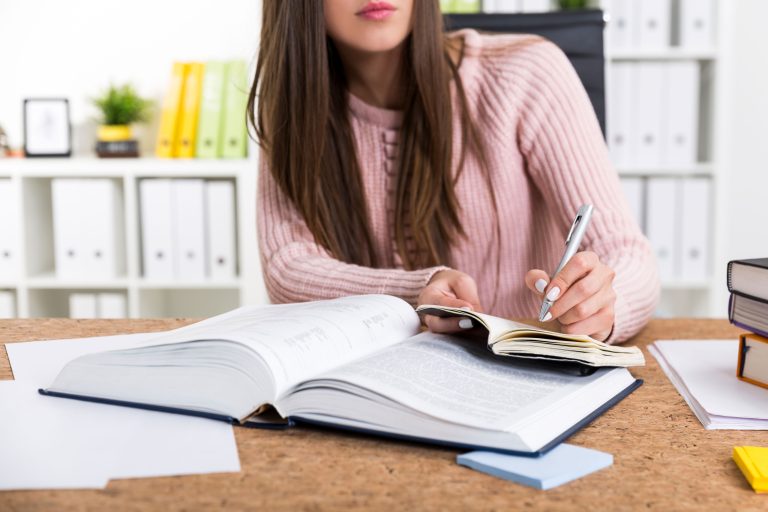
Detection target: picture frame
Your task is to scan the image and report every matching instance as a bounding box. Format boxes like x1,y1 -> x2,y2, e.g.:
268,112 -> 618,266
23,98 -> 72,157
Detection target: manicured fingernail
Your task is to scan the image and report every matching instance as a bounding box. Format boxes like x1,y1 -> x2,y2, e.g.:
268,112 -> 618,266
535,279 -> 548,293
460,306 -> 473,311
543,312 -> 552,322
546,287 -> 561,301
459,319 -> 473,329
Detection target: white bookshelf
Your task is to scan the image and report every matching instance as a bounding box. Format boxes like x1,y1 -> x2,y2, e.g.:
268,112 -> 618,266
0,156 -> 267,319
599,0 -> 727,317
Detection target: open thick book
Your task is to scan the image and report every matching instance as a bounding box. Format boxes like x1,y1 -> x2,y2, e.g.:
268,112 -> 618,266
42,295 -> 642,455
416,305 -> 645,368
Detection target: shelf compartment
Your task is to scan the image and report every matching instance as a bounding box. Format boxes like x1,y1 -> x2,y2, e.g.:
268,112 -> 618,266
137,280 -> 240,290
606,49 -> 718,61
138,288 -> 240,318
22,177 -> 128,280
660,280 -> 712,290
0,288 -> 17,318
0,157 -> 255,178
27,288 -> 129,318
25,273 -> 130,289
617,163 -> 715,177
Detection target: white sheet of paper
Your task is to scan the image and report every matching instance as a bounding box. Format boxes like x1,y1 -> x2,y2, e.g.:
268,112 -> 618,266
5,332 -> 163,383
653,340 -> 768,420
0,381 -> 109,490
0,380 -> 240,490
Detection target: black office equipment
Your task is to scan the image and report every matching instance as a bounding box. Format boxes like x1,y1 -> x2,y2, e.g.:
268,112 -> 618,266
445,10 -> 606,136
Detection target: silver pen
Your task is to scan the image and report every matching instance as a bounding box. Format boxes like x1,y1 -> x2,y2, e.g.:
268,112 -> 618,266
538,204 -> 594,322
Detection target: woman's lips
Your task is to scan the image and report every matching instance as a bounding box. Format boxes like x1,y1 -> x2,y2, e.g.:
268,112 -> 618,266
356,1 -> 396,21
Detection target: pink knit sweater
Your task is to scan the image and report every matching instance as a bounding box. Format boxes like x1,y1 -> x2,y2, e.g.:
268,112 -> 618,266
257,30 -> 660,343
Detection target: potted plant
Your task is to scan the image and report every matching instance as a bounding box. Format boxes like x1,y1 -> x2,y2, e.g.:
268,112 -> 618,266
92,84 -> 151,157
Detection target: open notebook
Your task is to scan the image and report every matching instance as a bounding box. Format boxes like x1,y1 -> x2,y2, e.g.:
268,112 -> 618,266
41,295 -> 641,455
416,305 -> 645,368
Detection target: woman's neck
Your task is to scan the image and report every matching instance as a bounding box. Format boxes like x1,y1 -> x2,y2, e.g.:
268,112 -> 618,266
336,43 -> 406,110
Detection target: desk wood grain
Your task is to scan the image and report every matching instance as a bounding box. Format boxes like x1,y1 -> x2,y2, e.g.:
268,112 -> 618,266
1,318 -> 767,512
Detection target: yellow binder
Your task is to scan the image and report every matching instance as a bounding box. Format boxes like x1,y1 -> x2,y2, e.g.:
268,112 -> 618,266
156,62 -> 188,158
176,62 -> 205,158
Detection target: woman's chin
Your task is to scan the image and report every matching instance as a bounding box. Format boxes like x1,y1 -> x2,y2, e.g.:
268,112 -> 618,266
334,33 -> 410,55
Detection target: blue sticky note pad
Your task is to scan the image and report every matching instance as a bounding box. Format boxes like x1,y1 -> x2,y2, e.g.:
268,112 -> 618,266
457,444 -> 613,490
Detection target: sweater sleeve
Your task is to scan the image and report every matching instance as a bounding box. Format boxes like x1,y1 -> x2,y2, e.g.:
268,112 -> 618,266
257,157 -> 448,305
509,39 -> 660,343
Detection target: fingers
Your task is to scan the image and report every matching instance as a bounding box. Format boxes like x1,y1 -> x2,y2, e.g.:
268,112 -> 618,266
525,269 -> 550,295
544,251 -> 599,306
537,251 -> 616,340
418,270 -> 483,334
560,306 -> 615,342
451,273 -> 482,312
423,315 -> 474,334
419,291 -> 473,310
557,285 -> 616,326
548,263 -> 614,320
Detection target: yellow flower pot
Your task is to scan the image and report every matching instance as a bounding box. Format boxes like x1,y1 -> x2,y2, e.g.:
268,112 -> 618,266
98,124 -> 133,142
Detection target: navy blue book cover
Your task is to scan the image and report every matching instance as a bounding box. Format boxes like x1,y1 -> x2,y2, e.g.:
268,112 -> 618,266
39,378 -> 642,456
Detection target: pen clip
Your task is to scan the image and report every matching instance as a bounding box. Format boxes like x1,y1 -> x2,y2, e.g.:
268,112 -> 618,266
565,204 -> 592,244
565,215 -> 582,244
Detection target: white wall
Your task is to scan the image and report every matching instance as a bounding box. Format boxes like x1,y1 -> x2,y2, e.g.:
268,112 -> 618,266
0,0 -> 261,154
723,1 -> 768,256
712,0 -> 768,315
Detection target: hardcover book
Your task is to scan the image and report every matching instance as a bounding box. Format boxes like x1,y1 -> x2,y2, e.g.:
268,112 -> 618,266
729,292 -> 768,339
737,333 -> 768,390
41,295 -> 642,455
727,258 -> 768,302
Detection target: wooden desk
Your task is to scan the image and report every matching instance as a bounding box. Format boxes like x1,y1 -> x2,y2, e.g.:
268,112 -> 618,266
1,319 -> 766,511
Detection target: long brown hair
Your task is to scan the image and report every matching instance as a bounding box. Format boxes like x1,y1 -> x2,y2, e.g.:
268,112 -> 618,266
248,0 -> 488,270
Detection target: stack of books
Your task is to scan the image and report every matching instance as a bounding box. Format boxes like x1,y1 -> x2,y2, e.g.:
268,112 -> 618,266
156,61 -> 248,159
727,258 -> 768,389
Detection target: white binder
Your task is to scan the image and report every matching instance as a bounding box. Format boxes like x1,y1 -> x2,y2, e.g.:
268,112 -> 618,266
632,62 -> 665,168
679,178 -> 710,281
205,181 -> 237,280
0,290 -> 15,319
607,62 -> 635,168
172,179 -> 207,281
52,179 -> 87,280
662,62 -> 700,166
0,180 -> 18,283
646,178 -> 679,282
679,0 -> 715,49
485,0 -> 520,12
97,293 -> 128,318
80,179 -> 124,280
605,0 -> 635,49
52,179 -> 123,280
140,179 -> 175,280
635,0 -> 671,49
519,0 -> 550,12
69,293 -> 98,319
620,177 -> 646,232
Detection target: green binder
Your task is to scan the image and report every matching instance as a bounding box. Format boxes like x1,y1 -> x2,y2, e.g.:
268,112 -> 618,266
195,61 -> 226,159
220,60 -> 248,159
439,0 -> 456,12
452,0 -> 480,12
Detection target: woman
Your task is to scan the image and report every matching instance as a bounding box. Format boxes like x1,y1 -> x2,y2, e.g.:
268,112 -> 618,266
248,0 -> 659,343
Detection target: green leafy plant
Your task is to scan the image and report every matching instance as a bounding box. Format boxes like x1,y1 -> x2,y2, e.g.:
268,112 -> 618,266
559,0 -> 589,9
92,84 -> 152,125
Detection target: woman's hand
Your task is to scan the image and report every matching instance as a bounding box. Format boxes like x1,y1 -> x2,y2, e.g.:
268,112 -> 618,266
418,269 -> 482,334
525,251 -> 616,342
